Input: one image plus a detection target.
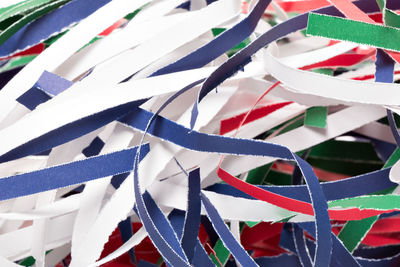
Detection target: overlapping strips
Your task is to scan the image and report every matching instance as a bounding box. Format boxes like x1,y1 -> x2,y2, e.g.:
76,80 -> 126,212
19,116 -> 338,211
0,77 -> 398,265
307,13 -> 400,53
107,0 -> 400,265
1,0 -> 400,266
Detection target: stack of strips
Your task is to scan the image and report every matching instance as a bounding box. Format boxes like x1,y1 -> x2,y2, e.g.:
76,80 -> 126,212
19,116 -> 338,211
1,0 -> 400,266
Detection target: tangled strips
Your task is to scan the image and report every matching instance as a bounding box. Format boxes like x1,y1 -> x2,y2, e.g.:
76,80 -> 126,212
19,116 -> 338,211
0,0 -> 400,266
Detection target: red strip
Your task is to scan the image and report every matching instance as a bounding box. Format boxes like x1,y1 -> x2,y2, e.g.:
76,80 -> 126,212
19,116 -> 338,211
361,233 -> 400,247
219,102 -> 292,135
369,217 -> 400,234
369,13 -> 383,23
242,1 -> 248,14
0,43 -> 45,61
215,79 -> 396,220
267,0 -> 330,13
218,167 -> 395,220
272,161 -> 349,181
328,0 -> 373,22
241,222 -> 283,246
313,167 -> 349,181
99,18 -> 127,36
252,235 -> 287,257
303,50 -> 374,70
100,222 -> 161,265
205,243 -> 223,267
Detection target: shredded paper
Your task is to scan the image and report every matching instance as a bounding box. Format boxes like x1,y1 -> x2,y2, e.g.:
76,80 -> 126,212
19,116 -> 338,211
1,0 -> 400,266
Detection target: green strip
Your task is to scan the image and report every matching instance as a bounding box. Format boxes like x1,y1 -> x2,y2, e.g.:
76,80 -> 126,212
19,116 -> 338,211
156,256 -> 164,266
329,148 -> 400,210
44,30 -> 67,47
246,221 -> 259,228
309,140 -> 382,162
125,3 -> 148,20
264,170 -> 292,185
78,36 -> 102,51
19,256 -> 35,266
337,216 -> 377,252
307,157 -> 382,176
0,0 -> 55,23
0,54 -> 36,71
259,113 -> 304,140
277,115 -> 304,135
246,163 -> 272,185
307,13 -> 400,52
328,194 -> 400,210
0,3 -> 19,15
304,106 -> 327,128
19,250 -> 52,266
210,239 -> 230,266
338,4 -> 400,250
336,3 -> 399,252
311,68 -> 334,76
385,148 -> 400,167
0,0 -> 70,46
337,148 -> 400,251
376,0 -> 385,11
307,139 -> 383,176
384,8 -> 400,28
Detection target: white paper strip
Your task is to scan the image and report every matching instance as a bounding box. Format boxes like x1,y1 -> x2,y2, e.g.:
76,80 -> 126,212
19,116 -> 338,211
264,48 -> 400,106
0,0 -> 151,124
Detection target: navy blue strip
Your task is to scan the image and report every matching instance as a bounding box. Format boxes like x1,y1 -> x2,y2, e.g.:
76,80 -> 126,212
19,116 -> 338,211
168,209 -> 186,239
0,99 -> 147,163
0,67 -> 21,89
133,160 -> 190,265
0,0 -> 111,57
292,224 -> 312,267
0,144 -> 149,201
201,191 -> 259,266
17,88 -> 51,110
299,222 -> 360,267
168,209 -> 214,266
151,0 -> 272,77
189,0 -> 392,128
117,218 -> 136,264
3,1 -> 399,264
81,136 -> 105,157
353,244 -> 400,259
293,155 -> 331,267
137,260 -> 158,267
205,167 -> 395,203
192,239 -> 215,267
279,224 -> 296,253
111,172 -> 130,190
122,95 -> 332,265
142,191 -> 189,263
255,254 -> 302,266
181,168 -> 202,263
374,49 -> 400,149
